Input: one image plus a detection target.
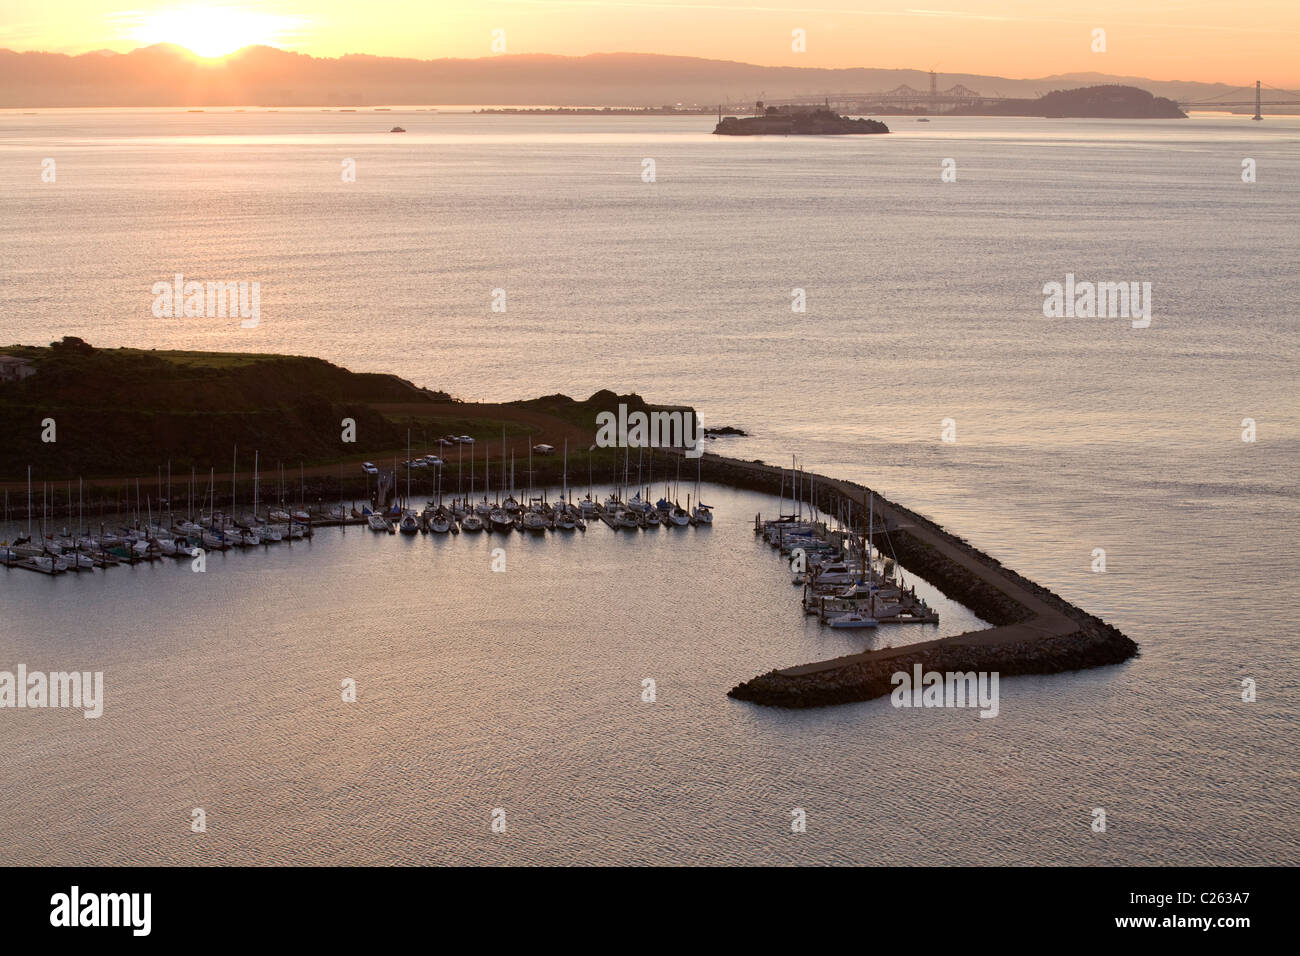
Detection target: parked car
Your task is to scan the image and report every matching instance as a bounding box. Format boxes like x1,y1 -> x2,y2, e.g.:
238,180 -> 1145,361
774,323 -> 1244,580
361,462 -> 379,475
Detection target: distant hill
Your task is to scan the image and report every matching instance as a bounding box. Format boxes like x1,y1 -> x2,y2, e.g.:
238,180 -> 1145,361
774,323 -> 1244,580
952,85 -> 1187,118
0,45 -> 1248,108
1036,85 -> 1186,118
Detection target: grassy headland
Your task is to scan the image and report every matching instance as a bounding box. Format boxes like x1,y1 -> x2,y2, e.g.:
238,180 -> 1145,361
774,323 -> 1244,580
0,338 -> 694,492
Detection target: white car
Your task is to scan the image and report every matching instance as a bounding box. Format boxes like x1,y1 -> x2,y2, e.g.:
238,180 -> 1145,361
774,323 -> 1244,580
424,456 -> 443,467
361,462 -> 379,475
456,435 -> 475,444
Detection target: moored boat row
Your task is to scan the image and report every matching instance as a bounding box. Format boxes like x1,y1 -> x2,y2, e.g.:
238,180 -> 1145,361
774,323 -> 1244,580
755,466 -> 937,629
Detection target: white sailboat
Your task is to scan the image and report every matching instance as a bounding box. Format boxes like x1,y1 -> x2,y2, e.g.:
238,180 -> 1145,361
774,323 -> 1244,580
691,454 -> 713,525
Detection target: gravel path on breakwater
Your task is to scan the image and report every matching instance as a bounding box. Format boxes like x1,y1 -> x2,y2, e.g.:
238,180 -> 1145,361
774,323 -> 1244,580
688,453 -> 1139,709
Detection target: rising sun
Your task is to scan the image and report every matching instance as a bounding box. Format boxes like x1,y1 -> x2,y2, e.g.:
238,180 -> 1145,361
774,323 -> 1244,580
132,6 -> 287,58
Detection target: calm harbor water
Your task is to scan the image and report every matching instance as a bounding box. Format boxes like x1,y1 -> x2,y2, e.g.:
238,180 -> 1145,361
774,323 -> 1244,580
1,110 -> 1297,864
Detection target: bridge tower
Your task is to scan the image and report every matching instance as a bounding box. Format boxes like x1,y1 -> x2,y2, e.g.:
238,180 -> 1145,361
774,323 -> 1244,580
1252,80 -> 1263,121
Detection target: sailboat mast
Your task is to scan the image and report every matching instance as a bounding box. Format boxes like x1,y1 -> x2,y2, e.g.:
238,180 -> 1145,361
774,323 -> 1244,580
695,450 -> 702,514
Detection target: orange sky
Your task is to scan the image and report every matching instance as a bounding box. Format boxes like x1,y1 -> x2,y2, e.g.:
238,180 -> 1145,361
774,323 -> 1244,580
3,1 -> 1297,85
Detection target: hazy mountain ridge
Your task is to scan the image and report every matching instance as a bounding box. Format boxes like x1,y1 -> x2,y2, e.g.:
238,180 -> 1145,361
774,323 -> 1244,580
0,45 -> 1244,107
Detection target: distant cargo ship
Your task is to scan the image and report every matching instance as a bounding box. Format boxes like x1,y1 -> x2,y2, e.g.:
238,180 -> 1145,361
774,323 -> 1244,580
714,104 -> 889,136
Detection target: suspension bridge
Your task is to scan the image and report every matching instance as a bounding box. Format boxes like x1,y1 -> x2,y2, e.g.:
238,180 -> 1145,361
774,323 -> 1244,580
1178,81 -> 1300,119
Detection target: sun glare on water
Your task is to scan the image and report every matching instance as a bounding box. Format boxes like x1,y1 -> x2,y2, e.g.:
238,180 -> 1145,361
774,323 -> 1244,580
133,6 -> 287,58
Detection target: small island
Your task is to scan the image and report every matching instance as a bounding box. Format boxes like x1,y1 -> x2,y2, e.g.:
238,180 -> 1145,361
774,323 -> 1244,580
715,104 -> 889,135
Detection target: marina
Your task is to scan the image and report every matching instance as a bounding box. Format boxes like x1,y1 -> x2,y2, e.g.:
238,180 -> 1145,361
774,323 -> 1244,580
754,470 -> 940,629
2,448 -> 970,665
0,435 -> 734,576
0,487 -> 725,575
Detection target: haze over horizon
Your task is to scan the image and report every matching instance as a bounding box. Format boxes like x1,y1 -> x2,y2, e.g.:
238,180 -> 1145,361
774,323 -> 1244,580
3,0 -> 1298,87
0,43 -> 1265,109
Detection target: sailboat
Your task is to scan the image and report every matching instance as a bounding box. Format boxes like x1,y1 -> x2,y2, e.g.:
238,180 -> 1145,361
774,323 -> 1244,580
475,446 -> 493,519
428,508 -> 452,533
691,453 -> 713,525
579,448 -> 598,517
460,443 -> 485,531
551,441 -> 576,530
522,505 -> 548,534
827,492 -> 882,627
